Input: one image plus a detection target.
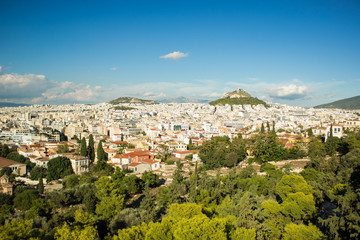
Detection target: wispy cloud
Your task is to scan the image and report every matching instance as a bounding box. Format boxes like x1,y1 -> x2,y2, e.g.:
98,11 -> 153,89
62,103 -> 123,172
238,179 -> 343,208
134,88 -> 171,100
110,67 -> 117,71
267,84 -> 311,100
201,92 -> 223,98
0,67 -> 102,104
160,51 -> 188,60
225,80 -> 312,101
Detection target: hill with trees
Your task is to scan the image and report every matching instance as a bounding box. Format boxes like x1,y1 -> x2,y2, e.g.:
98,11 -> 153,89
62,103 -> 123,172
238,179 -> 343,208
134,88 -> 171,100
209,88 -> 268,107
109,97 -> 159,105
314,95 -> 360,109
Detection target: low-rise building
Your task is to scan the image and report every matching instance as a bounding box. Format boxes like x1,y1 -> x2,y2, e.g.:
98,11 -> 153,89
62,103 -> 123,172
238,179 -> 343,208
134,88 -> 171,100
0,157 -> 27,176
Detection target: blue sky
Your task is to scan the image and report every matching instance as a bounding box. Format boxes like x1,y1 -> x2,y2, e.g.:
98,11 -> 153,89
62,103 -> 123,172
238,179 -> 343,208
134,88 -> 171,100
0,0 -> 359,107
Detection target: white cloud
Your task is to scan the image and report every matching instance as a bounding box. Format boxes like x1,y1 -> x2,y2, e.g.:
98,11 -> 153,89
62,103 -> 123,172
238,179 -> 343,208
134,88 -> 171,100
142,92 -> 167,99
160,51 -> 188,60
201,92 -> 223,98
110,67 -> 117,71
0,72 -> 56,100
0,69 -> 102,104
267,84 -> 310,100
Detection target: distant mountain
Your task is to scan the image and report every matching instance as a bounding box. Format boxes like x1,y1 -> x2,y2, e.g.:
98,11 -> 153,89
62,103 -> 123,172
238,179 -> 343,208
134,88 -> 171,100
314,95 -> 360,109
209,88 -> 268,107
0,102 -> 31,108
109,97 -> 159,105
158,96 -> 209,103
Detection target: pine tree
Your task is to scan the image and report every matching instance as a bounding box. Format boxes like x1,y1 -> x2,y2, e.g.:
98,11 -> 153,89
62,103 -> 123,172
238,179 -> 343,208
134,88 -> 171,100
80,137 -> 87,156
267,122 -> 271,132
189,161 -> 198,203
172,160 -> 183,185
97,141 -> 106,162
38,177 -> 44,194
87,134 -> 95,163
260,123 -> 265,134
272,121 -> 276,134
140,184 -> 156,223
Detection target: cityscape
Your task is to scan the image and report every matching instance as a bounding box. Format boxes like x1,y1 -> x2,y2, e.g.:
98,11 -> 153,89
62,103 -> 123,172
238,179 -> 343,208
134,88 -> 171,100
1,1 -> 360,239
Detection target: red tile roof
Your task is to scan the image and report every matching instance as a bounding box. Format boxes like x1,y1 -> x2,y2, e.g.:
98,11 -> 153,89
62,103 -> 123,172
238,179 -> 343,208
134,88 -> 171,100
0,157 -> 26,168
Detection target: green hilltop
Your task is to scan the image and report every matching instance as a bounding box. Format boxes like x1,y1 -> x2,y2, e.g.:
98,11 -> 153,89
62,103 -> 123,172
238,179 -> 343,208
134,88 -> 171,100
109,97 -> 159,105
314,95 -> 360,109
209,88 -> 268,107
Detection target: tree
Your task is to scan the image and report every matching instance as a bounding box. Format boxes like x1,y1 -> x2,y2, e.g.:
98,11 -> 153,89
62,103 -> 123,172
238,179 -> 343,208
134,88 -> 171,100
224,152 -> 238,167
109,208 -> 142,234
172,160 -> 183,185
5,152 -> 26,163
140,184 -> 157,223
38,177 -> 44,194
80,137 -> 87,157
30,166 -> 47,180
275,174 -> 313,201
189,161 -> 198,203
55,209 -> 98,240
97,141 -> 106,162
64,174 -> 80,188
27,198 -> 51,219
272,121 -> 276,134
156,144 -> 171,162
231,227 -> 256,240
0,219 -> 38,240
0,167 -> 12,177
260,123 -> 265,133
251,133 -> 285,163
283,223 -> 323,240
308,139 -> 326,159
87,134 -> 95,163
172,215 -> 228,240
307,128 -> 314,137
57,143 -> 69,154
266,121 -> 271,132
1,144 -> 10,158
95,176 -> 125,221
46,156 -> 74,181
141,171 -> 159,187
14,189 -> 40,211
325,136 -> 341,156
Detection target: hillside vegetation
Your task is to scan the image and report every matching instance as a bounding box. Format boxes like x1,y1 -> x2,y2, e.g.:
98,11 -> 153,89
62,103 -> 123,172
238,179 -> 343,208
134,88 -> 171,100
314,95 -> 360,109
109,97 -> 158,105
209,97 -> 268,106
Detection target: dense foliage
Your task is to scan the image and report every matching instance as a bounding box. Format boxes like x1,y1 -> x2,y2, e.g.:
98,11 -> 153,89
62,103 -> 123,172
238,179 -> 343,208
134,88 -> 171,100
314,95 -> 360,109
209,96 -> 269,107
0,129 -> 360,239
46,156 -> 74,181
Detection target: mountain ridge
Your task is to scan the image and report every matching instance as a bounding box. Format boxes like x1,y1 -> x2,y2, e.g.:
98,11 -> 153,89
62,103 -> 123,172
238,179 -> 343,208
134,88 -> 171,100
314,95 -> 360,109
109,97 -> 159,105
0,102 -> 31,108
158,96 -> 209,103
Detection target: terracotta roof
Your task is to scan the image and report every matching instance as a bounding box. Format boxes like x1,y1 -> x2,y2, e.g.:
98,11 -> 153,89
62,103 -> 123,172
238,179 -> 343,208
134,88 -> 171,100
141,159 -> 157,164
111,141 -> 128,145
113,151 -> 151,159
129,162 -> 141,167
0,157 -> 26,168
173,150 -> 200,154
